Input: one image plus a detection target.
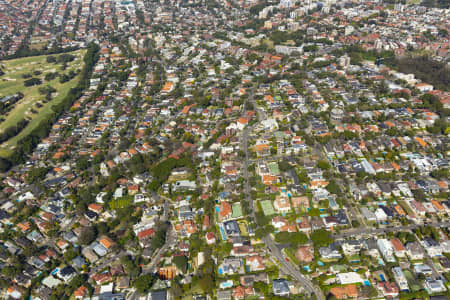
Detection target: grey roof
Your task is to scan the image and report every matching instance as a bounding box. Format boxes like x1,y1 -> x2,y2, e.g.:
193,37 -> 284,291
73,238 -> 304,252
149,290 -> 167,300
273,279 -> 290,295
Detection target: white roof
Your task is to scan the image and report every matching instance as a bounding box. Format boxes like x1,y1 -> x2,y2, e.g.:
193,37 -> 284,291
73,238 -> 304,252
336,272 -> 363,285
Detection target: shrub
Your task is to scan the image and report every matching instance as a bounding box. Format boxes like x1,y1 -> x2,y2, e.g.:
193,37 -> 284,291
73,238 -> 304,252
24,78 -> 42,87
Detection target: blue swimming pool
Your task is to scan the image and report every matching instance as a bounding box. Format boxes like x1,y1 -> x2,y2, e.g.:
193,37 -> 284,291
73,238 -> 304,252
379,274 -> 386,282
218,268 -> 223,275
317,261 -> 324,266
220,280 -> 232,288
364,280 -> 371,286
219,225 -> 226,241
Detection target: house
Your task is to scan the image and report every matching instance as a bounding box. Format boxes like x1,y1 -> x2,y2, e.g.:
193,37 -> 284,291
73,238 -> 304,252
223,220 -> 240,237
342,240 -> 362,256
336,272 -> 363,285
149,290 -> 167,300
261,118 -> 278,131
173,180 -> 196,192
85,210 -> 98,221
6,286 -> 23,299
232,285 -> 254,299
236,117 -> 249,130
414,264 -> 433,275
272,216 -> 288,229
377,239 -> 395,262
329,285 -> 358,299
91,272 -> 112,285
205,232 -> 216,245
254,144 -> 270,157
295,245 -> 314,263
377,281 -> 399,298
415,83 -> 433,92
406,242 -> 425,260
240,273 -> 269,287
273,196 -> 291,213
82,247 -> 99,262
425,278 -> 446,294
391,238 -> 406,258
422,237 -> 442,257
217,290 -> 231,300
99,236 -> 115,251
88,203 -> 103,214
272,279 -> 290,296
291,196 -> 309,212
246,255 -> 265,272
219,202 -> 232,221
297,217 -> 311,234
392,267 -> 409,291
42,276 -> 62,289
319,244 -> 342,260
218,258 -> 242,275
74,286 -> 89,299
137,228 -> 155,247
58,266 -> 76,283
360,207 -> 377,222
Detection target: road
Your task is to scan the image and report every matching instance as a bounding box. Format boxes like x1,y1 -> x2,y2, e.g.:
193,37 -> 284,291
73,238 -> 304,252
150,191 -> 170,221
241,87 -> 325,300
333,221 -> 450,239
264,235 -> 323,298
128,192 -> 175,300
142,224 -> 175,274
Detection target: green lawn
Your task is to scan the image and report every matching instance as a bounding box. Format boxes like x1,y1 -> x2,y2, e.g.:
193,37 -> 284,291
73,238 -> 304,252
0,50 -> 85,156
109,196 -> 133,210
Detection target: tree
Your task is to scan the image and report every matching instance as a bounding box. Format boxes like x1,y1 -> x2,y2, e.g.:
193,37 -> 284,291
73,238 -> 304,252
24,78 -> 42,87
308,207 -> 321,217
64,247 -> 79,261
46,56 -> 57,63
317,160 -> 331,170
351,220 -> 360,228
326,180 -> 341,195
170,282 -> 183,299
0,157 -> 12,172
221,242 -> 233,254
76,157 -> 90,171
255,227 -> 267,239
134,274 -> 154,293
173,255 -> 188,273
279,160 -> 292,172
79,227 -> 96,245
275,232 -> 308,246
412,189 -> 426,202
198,276 -> 214,293
311,229 -> 333,247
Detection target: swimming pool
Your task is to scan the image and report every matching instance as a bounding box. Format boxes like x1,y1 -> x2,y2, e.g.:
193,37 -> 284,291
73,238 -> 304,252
379,274 -> 386,282
220,280 -> 233,288
219,224 -> 226,241
364,280 -> 371,286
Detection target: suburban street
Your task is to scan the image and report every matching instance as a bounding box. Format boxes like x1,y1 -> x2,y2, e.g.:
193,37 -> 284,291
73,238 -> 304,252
333,221 -> 450,239
241,88 -> 326,300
